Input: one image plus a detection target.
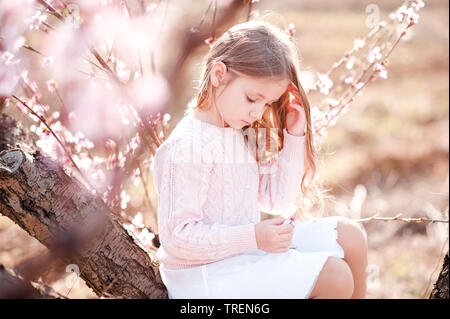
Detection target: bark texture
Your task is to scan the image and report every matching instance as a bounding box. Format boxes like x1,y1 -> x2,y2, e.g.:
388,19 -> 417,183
430,251 -> 449,299
0,114 -> 168,298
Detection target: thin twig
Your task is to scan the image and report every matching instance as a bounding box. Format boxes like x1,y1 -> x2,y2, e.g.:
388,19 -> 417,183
353,213 -> 449,224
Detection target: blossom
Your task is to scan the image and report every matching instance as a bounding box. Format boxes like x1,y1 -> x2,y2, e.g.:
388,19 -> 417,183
346,56 -> 357,70
373,63 -> 388,79
353,38 -> 365,51
205,36 -> 215,48
26,11 -> 47,30
326,98 -> 339,108
326,108 -> 339,126
310,106 -> 326,126
163,113 -> 171,126
411,0 -> 425,11
46,79 -> 57,93
368,46 -> 381,63
120,190 -> 131,209
137,228 -> 155,249
73,153 -> 93,171
286,23 -> 296,36
344,76 -> 355,85
396,5 -> 409,23
132,212 -> 145,229
406,8 -> 419,27
316,72 -> 333,95
41,56 -> 54,67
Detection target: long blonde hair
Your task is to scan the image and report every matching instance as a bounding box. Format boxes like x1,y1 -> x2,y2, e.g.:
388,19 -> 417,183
186,20 -> 329,219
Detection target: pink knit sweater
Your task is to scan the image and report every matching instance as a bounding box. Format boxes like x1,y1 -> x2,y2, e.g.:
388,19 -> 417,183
152,114 -> 306,269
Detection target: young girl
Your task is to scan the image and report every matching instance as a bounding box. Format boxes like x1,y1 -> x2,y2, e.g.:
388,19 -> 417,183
152,20 -> 369,299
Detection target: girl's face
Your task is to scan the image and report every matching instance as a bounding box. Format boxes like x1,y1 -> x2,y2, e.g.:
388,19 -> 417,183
211,62 -> 291,129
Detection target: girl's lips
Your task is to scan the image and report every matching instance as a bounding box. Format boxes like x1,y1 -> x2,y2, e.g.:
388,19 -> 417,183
242,120 -> 250,125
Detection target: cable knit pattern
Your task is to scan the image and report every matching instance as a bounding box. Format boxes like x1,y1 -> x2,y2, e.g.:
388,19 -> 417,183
152,114 -> 307,269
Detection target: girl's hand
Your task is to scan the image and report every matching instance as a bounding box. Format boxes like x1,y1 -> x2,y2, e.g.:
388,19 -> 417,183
255,216 -> 294,253
285,82 -> 306,136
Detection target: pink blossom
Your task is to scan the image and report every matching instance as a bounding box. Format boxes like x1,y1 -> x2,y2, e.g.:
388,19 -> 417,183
205,36 -> 215,48
373,63 -> 388,79
106,152 -> 125,170
26,11 -> 47,30
46,79 -> 57,93
36,134 -> 65,163
310,106 -> 326,126
286,23 -> 296,36
132,212 -> 145,229
133,168 -> 141,186
327,108 -> 339,126
137,228 -> 155,249
163,113 -> 171,126
41,56 -> 54,67
396,5 -> 409,23
105,139 -> 117,152
411,0 -> 425,11
68,111 -> 78,122
73,153 -> 93,171
406,8 -> 419,27
346,56 -> 357,70
326,98 -> 339,108
344,76 -> 355,85
353,38 -> 365,51
125,133 -> 140,154
120,190 -> 130,209
316,72 -> 333,95
368,47 -> 381,63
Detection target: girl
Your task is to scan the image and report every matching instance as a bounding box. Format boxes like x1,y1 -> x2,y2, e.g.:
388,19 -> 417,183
152,20 -> 369,299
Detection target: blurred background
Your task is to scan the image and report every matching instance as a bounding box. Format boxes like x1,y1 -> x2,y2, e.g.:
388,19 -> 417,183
0,0 -> 448,298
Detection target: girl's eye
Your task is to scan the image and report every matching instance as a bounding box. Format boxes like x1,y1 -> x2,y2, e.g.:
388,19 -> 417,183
247,96 -> 270,107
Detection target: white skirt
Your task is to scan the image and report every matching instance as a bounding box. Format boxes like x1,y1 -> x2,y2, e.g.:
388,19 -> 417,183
159,216 -> 346,299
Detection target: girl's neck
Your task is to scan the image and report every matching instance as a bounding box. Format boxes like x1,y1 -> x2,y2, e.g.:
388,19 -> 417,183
191,108 -> 231,128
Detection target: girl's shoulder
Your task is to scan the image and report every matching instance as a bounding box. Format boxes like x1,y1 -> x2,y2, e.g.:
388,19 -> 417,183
154,117 -> 221,165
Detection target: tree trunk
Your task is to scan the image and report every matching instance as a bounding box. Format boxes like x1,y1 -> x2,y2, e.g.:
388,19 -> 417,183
430,251 -> 449,299
0,114 -> 168,298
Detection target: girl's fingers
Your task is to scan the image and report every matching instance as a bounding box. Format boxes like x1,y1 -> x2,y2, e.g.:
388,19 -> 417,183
277,224 -> 294,234
278,233 -> 293,241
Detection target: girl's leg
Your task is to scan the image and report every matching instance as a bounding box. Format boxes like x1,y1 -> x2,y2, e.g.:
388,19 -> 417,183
335,216 -> 369,299
307,256 -> 354,299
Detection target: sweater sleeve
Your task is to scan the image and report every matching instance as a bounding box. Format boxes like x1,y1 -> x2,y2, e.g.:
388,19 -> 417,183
257,128 -> 307,216
153,137 -> 259,263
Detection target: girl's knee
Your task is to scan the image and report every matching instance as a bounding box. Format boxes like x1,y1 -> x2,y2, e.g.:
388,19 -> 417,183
336,216 -> 368,258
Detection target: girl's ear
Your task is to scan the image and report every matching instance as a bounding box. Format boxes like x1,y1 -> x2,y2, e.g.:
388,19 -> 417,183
211,62 -> 228,87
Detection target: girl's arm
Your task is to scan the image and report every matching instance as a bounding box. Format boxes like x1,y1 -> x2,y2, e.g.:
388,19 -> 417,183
257,127 -> 307,215
153,138 -> 258,263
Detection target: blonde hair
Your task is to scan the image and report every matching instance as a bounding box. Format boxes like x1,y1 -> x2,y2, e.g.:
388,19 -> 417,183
186,20 -> 329,219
